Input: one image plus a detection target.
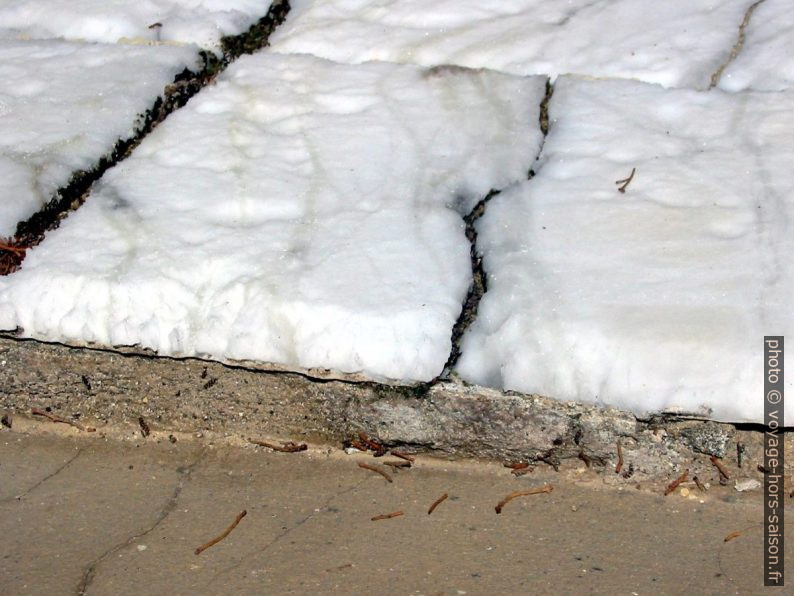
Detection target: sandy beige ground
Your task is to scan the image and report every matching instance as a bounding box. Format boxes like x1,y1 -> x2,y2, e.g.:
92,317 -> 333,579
1,427 -> 790,595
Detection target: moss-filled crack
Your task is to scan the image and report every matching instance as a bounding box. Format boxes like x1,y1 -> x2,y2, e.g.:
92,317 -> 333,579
1,0 -> 291,276
708,0 -> 766,89
436,78 -> 555,381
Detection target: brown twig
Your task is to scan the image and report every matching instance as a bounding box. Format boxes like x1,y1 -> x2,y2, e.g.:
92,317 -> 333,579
195,510 -> 247,555
428,493 -> 448,515
505,462 -> 532,476
358,432 -> 387,456
615,167 -> 636,193
371,511 -> 403,521
138,416 -> 150,437
495,484 -> 553,514
0,242 -> 27,256
693,476 -> 707,492
504,462 -> 529,470
249,438 -> 307,453
390,450 -> 415,463
358,462 -> 393,483
383,460 -> 411,469
710,455 -> 730,481
31,407 -> 94,432
664,469 -> 689,495
724,530 -> 742,543
615,441 -> 624,474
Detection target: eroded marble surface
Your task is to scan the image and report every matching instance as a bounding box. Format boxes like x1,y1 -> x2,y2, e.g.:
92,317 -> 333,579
270,0 -> 755,89
456,76 -> 794,424
0,40 -> 198,237
0,53 -> 546,382
0,0 -> 271,49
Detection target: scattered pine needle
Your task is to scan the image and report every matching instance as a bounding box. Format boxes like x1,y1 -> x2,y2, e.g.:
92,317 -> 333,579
495,484 -> 553,514
383,460 -> 411,469
504,462 -> 530,470
390,451 -> 415,463
0,239 -> 28,276
31,407 -> 95,432
710,455 -> 730,480
724,530 -> 742,543
195,510 -> 247,555
358,462 -> 393,483
428,493 -> 448,515
0,242 -> 26,255
249,438 -> 307,453
615,167 -> 636,193
371,511 -> 403,521
615,440 -> 624,474
664,469 -> 689,496
357,432 -> 387,456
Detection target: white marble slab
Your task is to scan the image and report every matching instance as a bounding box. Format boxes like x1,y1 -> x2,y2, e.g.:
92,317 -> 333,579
0,40 -> 199,237
0,54 -> 546,383
456,76 -> 794,424
0,0 -> 272,49
719,0 -> 794,91
270,0 -> 755,89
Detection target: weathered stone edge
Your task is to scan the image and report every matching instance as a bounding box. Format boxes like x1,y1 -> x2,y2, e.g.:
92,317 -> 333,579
0,336 -> 776,485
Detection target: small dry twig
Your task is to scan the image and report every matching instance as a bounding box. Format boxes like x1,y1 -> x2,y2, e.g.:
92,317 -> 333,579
249,438 -> 307,453
615,440 -> 624,474
615,167 -> 636,193
358,432 -> 387,456
358,462 -> 393,483
724,530 -> 742,543
505,462 -> 530,470
710,455 -> 730,482
31,407 -> 94,432
664,469 -> 689,496
371,511 -> 403,521
0,238 -> 28,275
195,510 -> 247,555
383,460 -> 411,470
0,242 -> 26,255
428,493 -> 448,515
495,484 -> 553,514
693,476 -> 707,492
390,451 -> 415,463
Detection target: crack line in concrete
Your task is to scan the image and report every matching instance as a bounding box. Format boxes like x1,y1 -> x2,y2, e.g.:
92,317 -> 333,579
708,0 -> 766,90
3,0 -> 292,275
0,447 -> 83,503
75,448 -> 206,595
438,77 -> 555,380
209,478 -> 367,585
